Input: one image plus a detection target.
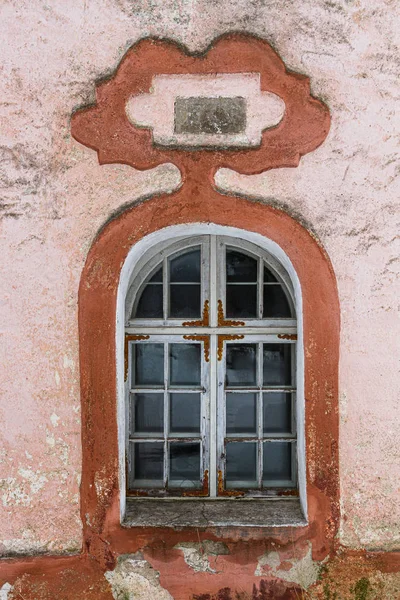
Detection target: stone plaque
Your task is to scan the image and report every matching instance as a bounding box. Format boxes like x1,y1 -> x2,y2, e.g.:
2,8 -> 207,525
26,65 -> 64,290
174,97 -> 246,135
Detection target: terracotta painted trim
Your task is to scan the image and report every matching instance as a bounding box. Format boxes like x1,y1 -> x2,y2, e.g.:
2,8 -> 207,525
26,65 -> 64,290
76,183 -> 340,564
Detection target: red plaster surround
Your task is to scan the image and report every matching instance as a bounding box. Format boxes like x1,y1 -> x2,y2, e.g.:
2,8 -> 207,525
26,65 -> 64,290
71,33 -> 331,181
77,190 -> 340,563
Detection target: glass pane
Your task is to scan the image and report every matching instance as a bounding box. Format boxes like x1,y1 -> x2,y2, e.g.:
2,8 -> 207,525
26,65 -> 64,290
135,284 -> 163,318
226,344 -> 257,387
263,344 -> 292,386
263,285 -> 292,318
169,442 -> 201,486
226,284 -> 257,318
169,248 -> 201,282
263,265 -> 278,283
226,250 -> 257,282
169,284 -> 201,318
226,393 -> 257,435
170,393 -> 201,434
149,267 -> 163,282
263,392 -> 292,434
170,343 -> 201,386
263,441 -> 293,484
134,344 -> 164,387
132,442 -> 164,484
225,442 -> 257,487
130,393 -> 164,435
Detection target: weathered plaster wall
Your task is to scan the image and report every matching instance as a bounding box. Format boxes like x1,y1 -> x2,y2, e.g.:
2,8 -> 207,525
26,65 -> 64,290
0,0 -> 399,567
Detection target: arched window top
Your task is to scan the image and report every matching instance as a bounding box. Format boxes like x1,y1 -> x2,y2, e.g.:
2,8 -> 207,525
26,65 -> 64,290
125,235 -> 295,324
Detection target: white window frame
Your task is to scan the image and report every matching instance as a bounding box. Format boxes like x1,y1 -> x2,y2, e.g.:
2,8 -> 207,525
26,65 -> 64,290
117,224 -> 305,522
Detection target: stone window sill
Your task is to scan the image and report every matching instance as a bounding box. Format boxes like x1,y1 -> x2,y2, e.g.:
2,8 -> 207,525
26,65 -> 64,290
124,498 -> 307,528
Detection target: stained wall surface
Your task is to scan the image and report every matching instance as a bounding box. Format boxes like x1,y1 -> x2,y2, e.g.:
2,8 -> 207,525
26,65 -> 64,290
0,0 -> 399,561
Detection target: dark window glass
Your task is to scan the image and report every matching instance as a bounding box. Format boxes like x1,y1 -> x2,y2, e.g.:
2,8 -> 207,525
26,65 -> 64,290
263,285 -> 292,318
263,442 -> 293,484
263,266 -> 278,283
263,344 -> 292,386
170,343 -> 201,386
134,344 -> 164,387
170,249 -> 201,282
169,442 -> 201,486
226,344 -> 257,387
132,442 -> 164,485
169,284 -> 201,318
226,250 -> 257,282
149,267 -> 163,282
226,393 -> 257,435
263,392 -> 292,434
131,393 -> 164,435
135,284 -> 163,318
226,442 -> 257,487
226,284 -> 257,318
170,393 -> 201,434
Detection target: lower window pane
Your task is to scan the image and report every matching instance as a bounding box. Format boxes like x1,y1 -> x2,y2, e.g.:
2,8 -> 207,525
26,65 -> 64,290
225,442 -> 257,488
226,393 -> 257,434
170,393 -> 201,434
132,442 -> 164,487
169,442 -> 201,487
263,441 -> 294,486
131,393 -> 164,435
263,392 -> 292,434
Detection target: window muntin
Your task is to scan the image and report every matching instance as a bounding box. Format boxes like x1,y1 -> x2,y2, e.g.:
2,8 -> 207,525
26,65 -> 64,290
125,235 -> 297,497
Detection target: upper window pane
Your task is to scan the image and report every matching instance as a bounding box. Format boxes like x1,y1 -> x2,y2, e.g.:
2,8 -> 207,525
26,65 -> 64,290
226,249 -> 257,282
169,248 -> 201,282
135,284 -> 163,318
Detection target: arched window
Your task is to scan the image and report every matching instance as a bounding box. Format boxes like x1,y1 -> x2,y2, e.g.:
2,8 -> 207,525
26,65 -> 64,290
124,234 -> 299,500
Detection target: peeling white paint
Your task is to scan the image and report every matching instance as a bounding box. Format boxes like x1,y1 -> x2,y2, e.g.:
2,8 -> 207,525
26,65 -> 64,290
50,412 -> 60,427
18,467 -> 47,495
255,543 -> 320,590
105,553 -> 173,600
0,583 -> 12,600
174,541 -> 229,573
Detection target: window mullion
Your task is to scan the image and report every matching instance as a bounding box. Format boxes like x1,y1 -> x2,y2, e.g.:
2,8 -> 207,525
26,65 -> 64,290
258,257 -> 263,319
209,333 -> 218,497
163,256 -> 168,321
257,342 -> 263,489
163,341 -> 169,489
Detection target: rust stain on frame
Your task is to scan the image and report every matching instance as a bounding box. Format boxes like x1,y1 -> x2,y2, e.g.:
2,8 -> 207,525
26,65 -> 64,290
183,299 -> 210,327
217,300 -> 245,327
124,334 -> 150,380
183,334 -> 210,362
217,334 -> 245,361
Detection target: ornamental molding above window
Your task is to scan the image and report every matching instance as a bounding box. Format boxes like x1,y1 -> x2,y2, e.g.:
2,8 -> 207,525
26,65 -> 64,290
71,33 -> 330,182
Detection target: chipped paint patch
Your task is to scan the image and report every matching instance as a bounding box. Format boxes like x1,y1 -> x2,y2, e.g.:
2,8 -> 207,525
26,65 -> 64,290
0,583 -> 12,600
255,543 -> 320,590
105,553 -> 173,600
174,541 -> 229,573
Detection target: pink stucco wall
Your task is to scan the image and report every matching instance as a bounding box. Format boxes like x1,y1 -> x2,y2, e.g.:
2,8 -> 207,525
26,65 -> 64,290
1,0 -> 399,556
